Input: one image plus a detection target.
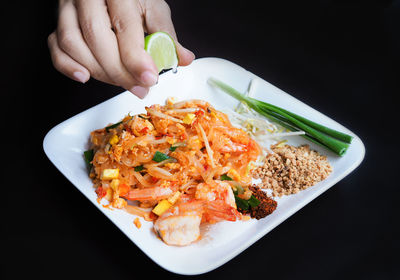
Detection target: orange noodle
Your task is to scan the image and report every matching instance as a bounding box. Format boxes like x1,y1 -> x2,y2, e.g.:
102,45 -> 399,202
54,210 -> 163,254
87,99 -> 262,245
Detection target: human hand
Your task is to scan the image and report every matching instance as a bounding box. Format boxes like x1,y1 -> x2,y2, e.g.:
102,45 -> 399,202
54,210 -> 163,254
48,0 -> 195,98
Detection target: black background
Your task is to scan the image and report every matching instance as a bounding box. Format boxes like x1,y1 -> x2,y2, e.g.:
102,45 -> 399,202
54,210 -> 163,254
5,0 -> 399,279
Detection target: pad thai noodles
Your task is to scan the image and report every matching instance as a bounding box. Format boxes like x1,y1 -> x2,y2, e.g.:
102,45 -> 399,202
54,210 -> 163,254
87,99 -> 264,246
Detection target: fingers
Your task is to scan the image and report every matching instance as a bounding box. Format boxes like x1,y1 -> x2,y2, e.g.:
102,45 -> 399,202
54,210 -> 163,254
48,32 -> 90,83
50,0 -> 194,99
175,42 -> 196,66
56,0 -> 114,84
143,0 -> 195,66
76,0 -> 148,98
106,0 -> 158,86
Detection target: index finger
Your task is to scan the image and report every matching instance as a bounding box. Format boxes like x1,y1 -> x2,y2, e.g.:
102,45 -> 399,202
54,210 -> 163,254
107,0 -> 158,87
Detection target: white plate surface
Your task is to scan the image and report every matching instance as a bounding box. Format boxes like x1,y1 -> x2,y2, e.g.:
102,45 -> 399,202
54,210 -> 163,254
43,57 -> 365,275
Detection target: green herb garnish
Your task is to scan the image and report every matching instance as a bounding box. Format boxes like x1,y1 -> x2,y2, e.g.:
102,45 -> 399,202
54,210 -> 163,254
105,121 -> 122,132
248,195 -> 261,208
234,194 -> 261,211
83,149 -> 94,172
220,174 -> 233,181
235,195 -> 249,211
134,165 -> 144,172
105,115 -> 133,132
169,146 -> 178,152
208,77 -> 353,156
153,151 -> 171,162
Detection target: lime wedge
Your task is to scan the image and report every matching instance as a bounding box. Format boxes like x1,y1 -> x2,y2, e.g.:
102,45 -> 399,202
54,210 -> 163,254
145,32 -> 178,73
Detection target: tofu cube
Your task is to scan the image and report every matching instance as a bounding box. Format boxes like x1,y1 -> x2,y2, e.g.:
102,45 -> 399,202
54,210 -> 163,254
183,113 -> 196,124
101,169 -> 119,180
110,179 -> 120,191
152,200 -> 172,216
109,135 -> 119,145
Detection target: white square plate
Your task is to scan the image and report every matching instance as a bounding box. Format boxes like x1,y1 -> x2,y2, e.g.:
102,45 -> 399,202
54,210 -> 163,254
43,57 -> 365,275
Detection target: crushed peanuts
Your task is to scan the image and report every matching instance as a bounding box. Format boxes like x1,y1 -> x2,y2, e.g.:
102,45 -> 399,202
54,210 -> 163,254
253,144 -> 332,197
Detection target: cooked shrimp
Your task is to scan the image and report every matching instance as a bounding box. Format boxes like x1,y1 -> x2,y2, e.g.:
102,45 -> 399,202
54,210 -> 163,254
194,181 -> 240,223
154,198 -> 240,245
195,180 -> 236,208
216,136 -> 247,153
203,200 -> 241,222
129,115 -> 154,136
154,201 -> 204,246
124,185 -> 178,201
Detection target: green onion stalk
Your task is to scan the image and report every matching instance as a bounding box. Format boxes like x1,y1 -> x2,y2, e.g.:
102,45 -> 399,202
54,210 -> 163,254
208,77 -> 353,156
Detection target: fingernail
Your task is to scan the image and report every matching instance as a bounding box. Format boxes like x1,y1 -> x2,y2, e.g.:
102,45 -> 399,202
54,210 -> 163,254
73,71 -> 88,83
141,71 -> 158,86
130,86 -> 149,99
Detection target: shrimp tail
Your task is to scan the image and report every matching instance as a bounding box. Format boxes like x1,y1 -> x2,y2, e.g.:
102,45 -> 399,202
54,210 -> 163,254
203,200 -> 241,222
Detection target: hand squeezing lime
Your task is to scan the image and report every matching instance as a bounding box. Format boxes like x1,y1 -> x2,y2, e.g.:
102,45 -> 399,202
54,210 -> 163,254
145,32 -> 179,73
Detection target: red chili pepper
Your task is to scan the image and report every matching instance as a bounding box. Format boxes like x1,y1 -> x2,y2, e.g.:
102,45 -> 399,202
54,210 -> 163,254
139,127 -> 149,134
195,110 -> 204,117
95,186 -> 107,198
151,177 -> 159,183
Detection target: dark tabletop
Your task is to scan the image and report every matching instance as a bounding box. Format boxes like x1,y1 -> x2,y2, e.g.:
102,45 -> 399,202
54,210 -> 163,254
6,1 -> 399,279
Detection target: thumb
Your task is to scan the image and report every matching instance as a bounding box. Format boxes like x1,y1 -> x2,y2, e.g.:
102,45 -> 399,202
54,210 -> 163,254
175,41 -> 195,66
